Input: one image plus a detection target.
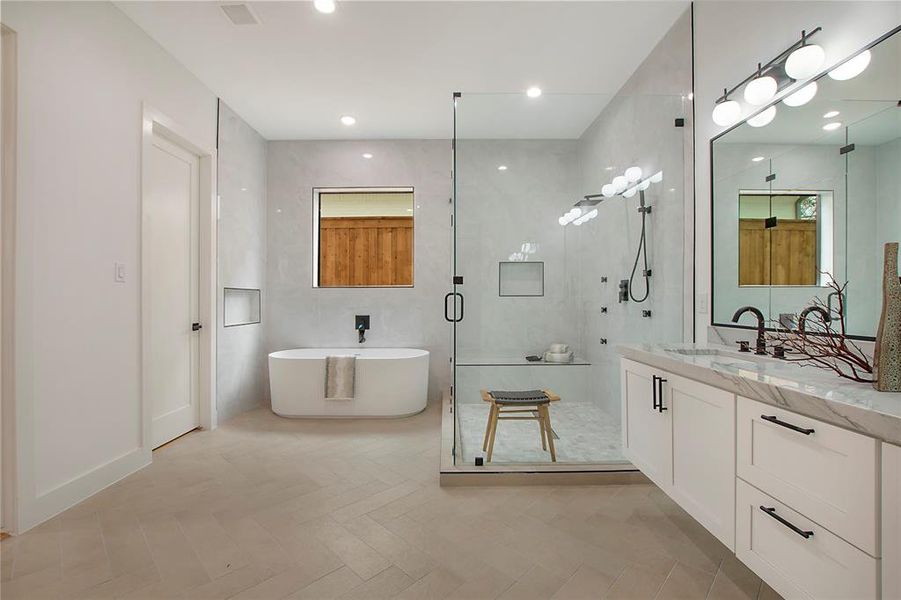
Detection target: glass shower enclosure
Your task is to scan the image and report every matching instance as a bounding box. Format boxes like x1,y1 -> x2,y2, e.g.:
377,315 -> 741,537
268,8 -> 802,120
448,91 -> 691,469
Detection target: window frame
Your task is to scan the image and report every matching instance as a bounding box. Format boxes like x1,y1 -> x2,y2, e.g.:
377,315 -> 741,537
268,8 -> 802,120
311,186 -> 415,289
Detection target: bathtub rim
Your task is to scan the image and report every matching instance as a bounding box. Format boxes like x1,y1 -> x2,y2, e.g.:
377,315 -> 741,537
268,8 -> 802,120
268,347 -> 430,360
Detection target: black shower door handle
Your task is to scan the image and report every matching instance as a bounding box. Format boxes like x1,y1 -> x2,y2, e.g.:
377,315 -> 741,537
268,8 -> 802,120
444,292 -> 464,322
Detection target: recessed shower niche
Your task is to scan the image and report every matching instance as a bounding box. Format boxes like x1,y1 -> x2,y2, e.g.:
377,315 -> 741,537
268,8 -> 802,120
499,261 -> 544,297
223,287 -> 261,327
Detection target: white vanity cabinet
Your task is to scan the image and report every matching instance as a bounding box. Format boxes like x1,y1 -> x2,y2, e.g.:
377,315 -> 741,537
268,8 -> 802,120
621,359 -> 672,489
621,359 -> 736,548
620,355 -> 900,600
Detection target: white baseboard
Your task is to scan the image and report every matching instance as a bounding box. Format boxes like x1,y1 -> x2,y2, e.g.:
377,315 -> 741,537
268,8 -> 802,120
18,447 -> 150,533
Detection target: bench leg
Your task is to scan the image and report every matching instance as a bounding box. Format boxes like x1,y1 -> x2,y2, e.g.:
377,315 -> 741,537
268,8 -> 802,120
482,403 -> 496,452
486,407 -> 499,462
540,405 -> 556,462
538,410 -> 547,450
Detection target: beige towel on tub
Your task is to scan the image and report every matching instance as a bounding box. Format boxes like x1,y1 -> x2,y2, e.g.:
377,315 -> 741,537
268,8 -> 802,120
325,355 -> 355,400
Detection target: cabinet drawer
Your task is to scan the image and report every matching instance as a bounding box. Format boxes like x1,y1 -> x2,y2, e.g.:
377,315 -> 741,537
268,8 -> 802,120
736,480 -> 878,600
737,396 -> 879,554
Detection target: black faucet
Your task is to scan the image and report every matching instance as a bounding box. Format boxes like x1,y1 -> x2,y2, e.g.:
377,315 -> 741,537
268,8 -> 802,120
355,315 -> 370,344
357,323 -> 366,344
732,306 -> 767,355
798,305 -> 832,335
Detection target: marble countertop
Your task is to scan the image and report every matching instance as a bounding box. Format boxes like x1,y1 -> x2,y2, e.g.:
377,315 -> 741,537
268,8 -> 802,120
617,342 -> 901,446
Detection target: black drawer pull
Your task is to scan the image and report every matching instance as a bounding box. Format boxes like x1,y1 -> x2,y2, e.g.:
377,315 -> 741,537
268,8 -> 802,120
657,377 -> 667,412
652,375 -> 660,410
761,414 -> 814,435
759,506 -> 814,539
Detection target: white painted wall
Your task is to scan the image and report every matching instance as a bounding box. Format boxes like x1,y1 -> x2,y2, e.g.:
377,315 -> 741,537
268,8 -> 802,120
693,1 -> 901,341
266,140 -> 452,403
2,1 -> 217,532
217,102 -> 268,422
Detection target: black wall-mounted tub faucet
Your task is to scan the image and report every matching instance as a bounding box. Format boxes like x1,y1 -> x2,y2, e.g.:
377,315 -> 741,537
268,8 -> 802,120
355,315 -> 370,344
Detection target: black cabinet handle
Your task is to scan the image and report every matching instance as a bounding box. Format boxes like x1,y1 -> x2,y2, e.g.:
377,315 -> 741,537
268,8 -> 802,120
652,375 -> 660,410
759,506 -> 814,539
761,414 -> 814,435
657,377 -> 667,412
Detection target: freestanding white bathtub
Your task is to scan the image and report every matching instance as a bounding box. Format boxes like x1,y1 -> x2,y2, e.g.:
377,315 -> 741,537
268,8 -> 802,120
268,348 -> 429,418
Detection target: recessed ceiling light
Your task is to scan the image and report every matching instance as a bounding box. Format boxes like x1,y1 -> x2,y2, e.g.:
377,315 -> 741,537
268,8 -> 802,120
241,187 -> 248,191
604,166 -> 615,171
314,0 -> 336,14
362,153 -> 373,159
497,165 -> 508,171
823,110 -> 840,119
823,121 -> 842,131
752,156 -> 765,162
526,86 -> 542,98
340,115 -> 356,126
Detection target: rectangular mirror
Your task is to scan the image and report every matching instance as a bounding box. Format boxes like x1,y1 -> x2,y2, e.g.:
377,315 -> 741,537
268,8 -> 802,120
312,187 -> 414,288
712,25 -> 901,339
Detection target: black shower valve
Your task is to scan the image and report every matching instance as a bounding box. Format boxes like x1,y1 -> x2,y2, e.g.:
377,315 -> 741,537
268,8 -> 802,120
642,310 -> 652,318
600,306 -> 608,314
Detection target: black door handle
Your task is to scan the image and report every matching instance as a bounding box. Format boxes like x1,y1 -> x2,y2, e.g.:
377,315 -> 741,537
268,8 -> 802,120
192,323 -> 202,331
761,414 -> 814,435
652,375 -> 660,410
657,377 -> 668,412
759,506 -> 814,539
444,293 -> 464,323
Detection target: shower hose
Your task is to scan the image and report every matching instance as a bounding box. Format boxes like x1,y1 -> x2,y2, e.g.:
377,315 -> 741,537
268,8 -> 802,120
628,202 -> 650,303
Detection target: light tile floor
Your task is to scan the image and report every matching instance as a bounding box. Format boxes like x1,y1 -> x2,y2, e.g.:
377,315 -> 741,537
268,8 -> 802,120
0,401 -> 782,599
457,402 -> 625,464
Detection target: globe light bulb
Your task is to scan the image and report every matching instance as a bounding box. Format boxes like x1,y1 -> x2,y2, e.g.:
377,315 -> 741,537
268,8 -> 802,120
782,81 -> 817,107
747,105 -> 777,128
712,99 -> 741,126
744,75 -> 777,106
785,44 -> 825,80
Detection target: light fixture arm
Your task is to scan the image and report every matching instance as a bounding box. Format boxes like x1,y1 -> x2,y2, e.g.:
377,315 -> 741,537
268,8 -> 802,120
715,26 -> 821,104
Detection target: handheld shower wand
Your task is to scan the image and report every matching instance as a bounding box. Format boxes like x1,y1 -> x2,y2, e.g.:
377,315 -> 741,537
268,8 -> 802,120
627,190 -> 652,303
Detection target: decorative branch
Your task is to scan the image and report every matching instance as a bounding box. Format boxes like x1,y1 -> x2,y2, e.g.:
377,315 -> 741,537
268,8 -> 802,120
766,274 -> 874,383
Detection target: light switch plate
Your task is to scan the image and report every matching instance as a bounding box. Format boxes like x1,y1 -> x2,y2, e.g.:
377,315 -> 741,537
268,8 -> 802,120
114,262 -> 126,283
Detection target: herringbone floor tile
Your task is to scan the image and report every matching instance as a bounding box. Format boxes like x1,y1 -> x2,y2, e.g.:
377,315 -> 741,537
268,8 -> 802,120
0,401 -> 779,599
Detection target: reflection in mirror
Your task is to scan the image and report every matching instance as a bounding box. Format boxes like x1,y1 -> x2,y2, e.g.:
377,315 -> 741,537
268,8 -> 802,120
738,190 -> 831,287
712,25 -> 901,339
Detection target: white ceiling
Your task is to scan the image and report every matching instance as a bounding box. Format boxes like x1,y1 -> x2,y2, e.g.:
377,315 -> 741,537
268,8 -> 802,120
116,1 -> 689,140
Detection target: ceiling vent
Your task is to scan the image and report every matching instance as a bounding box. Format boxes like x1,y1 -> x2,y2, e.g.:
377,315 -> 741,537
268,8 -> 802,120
220,4 -> 260,26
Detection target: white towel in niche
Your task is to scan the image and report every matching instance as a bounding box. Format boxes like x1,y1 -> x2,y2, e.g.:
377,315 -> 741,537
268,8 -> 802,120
325,355 -> 355,400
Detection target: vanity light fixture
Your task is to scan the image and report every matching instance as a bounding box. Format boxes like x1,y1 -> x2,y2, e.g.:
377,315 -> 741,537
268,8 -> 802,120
752,156 -> 765,162
497,165 -> 508,171
823,121 -> 842,131
744,65 -> 777,106
526,86 -> 542,98
782,81 -> 818,107
747,105 -> 777,128
828,49 -> 871,81
601,183 -> 617,197
314,0 -> 336,13
711,27 -> 821,125
612,175 -> 628,193
823,110 -> 840,119
340,115 -> 356,126
362,153 -> 373,159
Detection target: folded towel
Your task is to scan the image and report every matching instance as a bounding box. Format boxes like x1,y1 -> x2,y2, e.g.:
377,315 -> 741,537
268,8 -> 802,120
325,355 -> 356,400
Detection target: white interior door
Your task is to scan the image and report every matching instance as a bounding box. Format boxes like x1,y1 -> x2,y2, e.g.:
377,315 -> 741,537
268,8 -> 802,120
146,132 -> 200,449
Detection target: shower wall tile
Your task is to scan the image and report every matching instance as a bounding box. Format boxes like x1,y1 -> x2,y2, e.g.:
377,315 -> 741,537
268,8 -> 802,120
266,140 -> 452,402
574,8 -> 693,416
454,140 -> 583,362
217,102 -> 269,421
